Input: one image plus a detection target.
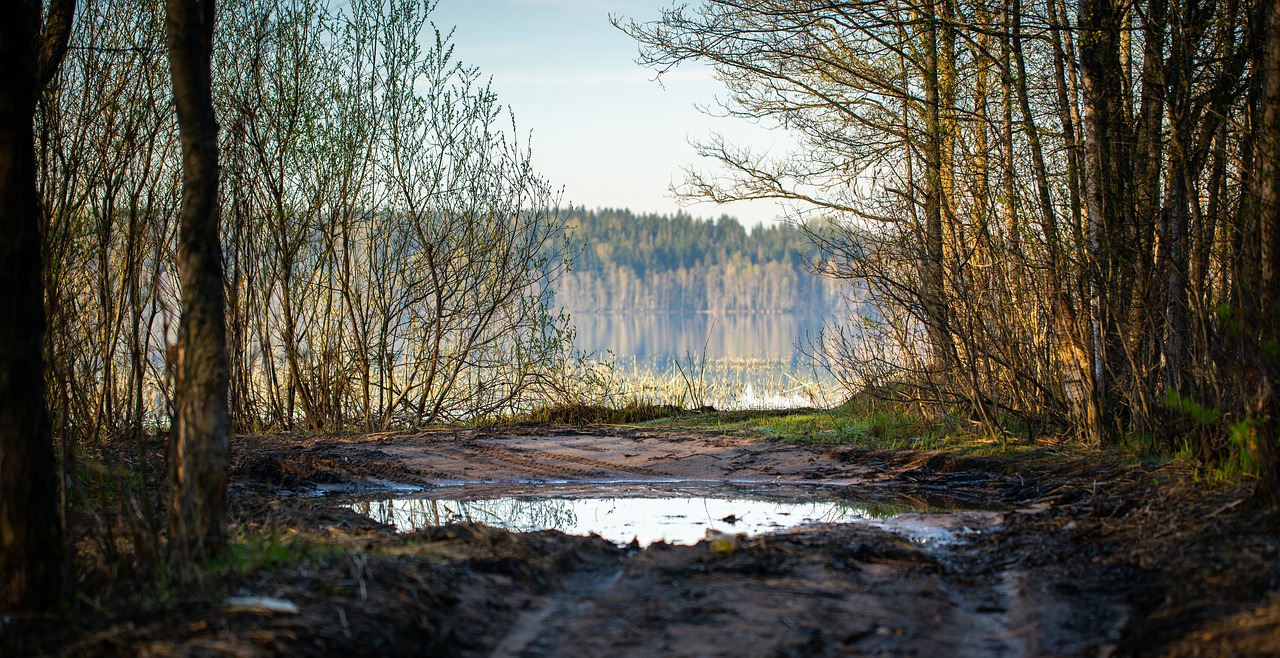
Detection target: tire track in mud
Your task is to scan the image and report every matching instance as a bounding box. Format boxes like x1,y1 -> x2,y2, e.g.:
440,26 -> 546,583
313,448 -> 460,485
394,435 -> 866,487
473,524 -> 1064,658
487,563 -> 624,658
497,445 -> 662,478
381,440 -> 664,484
438,444 -> 617,480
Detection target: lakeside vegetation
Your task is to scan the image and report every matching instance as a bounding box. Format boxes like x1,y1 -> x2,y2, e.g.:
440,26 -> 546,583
622,0 -> 1280,505
0,3 -> 1277,651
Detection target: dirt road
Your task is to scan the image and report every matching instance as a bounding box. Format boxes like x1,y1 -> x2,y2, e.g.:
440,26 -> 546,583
220,425 -> 1164,657
28,423 -> 1278,657
236,424 -> 1044,504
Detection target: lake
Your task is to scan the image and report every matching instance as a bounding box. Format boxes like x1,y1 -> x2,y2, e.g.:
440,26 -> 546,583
567,311 -> 840,409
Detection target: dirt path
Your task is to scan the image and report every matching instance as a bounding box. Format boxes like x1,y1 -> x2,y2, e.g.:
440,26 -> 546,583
237,425 -> 1034,507
297,425 -> 880,486
474,523 -> 1128,657
218,425 -> 1152,656
25,424 -> 1276,657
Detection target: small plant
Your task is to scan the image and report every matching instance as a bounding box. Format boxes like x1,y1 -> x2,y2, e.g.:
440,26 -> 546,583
224,534 -> 341,575
1165,389 -> 1221,426
673,317 -> 716,410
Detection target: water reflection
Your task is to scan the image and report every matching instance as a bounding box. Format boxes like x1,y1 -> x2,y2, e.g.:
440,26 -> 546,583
570,312 -> 840,409
353,495 -> 894,546
571,312 -> 827,362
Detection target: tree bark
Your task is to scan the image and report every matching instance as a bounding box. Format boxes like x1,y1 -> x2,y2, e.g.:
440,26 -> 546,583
1048,0 -> 1085,238
166,0 -> 231,565
1014,0 -> 1062,274
1079,0 -> 1137,441
1249,0 -> 1280,508
1132,0 -> 1168,401
1159,16 -> 1195,399
0,0 -> 74,612
921,0 -> 956,372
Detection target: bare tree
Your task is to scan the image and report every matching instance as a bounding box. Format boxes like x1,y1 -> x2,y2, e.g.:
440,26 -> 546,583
0,0 -> 74,611
31,0 -> 579,452
1245,0 -> 1280,507
166,0 -> 231,564
214,0 -> 577,429
622,0 -> 1276,492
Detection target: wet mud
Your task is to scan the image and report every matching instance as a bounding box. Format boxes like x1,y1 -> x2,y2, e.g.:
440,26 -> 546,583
11,424 -> 1279,656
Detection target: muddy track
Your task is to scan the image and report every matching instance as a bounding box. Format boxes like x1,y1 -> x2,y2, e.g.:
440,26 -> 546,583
247,427 -> 1135,656
470,523 -> 1124,658
453,444 -> 605,479
358,427 -> 895,492
200,426 -> 1279,657
501,445 -> 661,476
459,443 -> 644,480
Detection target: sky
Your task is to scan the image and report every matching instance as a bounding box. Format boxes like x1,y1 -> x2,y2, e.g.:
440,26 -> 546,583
429,0 -> 790,228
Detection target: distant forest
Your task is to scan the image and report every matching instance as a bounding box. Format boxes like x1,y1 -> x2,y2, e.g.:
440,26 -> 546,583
557,209 -> 840,314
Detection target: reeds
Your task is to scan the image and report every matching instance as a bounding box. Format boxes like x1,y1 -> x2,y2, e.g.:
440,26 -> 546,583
588,354 -> 841,412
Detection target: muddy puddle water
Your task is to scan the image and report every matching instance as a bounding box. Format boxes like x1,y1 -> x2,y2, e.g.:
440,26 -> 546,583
348,483 -> 995,547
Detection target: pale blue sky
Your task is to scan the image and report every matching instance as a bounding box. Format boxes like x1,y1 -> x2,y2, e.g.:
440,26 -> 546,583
430,0 -> 788,227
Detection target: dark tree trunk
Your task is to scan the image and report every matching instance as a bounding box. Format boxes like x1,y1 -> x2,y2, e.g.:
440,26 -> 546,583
1132,0 -> 1167,401
0,0 -> 74,612
1048,0 -> 1085,238
1159,33 -> 1195,400
1079,0 -> 1137,441
166,0 -> 231,565
1249,0 -> 1280,508
1014,0 -> 1062,273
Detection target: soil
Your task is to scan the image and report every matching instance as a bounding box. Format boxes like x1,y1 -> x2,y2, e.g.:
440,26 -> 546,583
6,422 -> 1280,656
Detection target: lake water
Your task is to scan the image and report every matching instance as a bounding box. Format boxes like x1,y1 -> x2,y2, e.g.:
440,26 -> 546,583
570,312 -> 826,363
567,312 -> 840,409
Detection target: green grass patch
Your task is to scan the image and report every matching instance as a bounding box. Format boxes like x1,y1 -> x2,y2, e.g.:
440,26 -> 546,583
638,399 -> 1090,461
508,389 -> 1143,466
222,533 -> 345,575
838,500 -> 948,518
639,406 -> 929,445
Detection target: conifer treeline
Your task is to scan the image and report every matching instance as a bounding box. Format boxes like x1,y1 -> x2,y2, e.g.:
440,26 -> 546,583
557,208 -> 840,314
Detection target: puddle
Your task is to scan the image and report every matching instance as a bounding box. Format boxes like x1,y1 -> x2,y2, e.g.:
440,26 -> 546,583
348,483 -> 998,547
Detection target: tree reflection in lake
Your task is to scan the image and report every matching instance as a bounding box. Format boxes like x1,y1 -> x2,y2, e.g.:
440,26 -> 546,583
571,312 -> 841,409
572,312 -> 826,362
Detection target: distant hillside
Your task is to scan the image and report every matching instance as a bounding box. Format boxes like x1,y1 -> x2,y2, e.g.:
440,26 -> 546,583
557,208 -> 840,314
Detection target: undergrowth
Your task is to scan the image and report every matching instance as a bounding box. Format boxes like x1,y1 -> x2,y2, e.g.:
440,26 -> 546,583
498,385 -> 1196,476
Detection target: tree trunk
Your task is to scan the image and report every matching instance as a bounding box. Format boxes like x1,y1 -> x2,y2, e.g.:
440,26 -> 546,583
1000,2 -> 1019,251
1132,0 -> 1168,402
1048,0 -> 1085,238
0,0 -> 73,612
1079,0 -> 1137,441
1014,0 -> 1062,273
166,0 -> 231,565
1249,0 -> 1280,509
921,0 -> 955,372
